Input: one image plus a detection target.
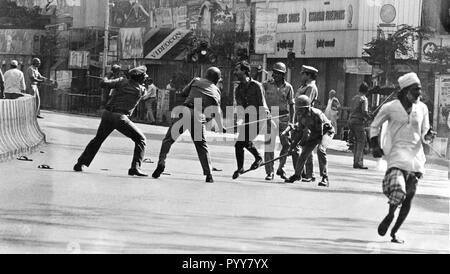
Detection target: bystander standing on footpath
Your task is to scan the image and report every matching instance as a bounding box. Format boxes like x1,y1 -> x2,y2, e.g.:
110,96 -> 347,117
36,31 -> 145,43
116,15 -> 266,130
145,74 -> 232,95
348,82 -> 371,170
142,77 -> 158,124
25,58 -> 50,119
3,60 -> 26,95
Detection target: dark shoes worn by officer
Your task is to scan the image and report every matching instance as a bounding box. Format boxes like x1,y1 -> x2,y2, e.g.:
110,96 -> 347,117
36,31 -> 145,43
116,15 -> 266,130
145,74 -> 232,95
74,163 -> 148,177
73,65 -> 149,177
285,174 -> 329,187
152,165 -> 214,183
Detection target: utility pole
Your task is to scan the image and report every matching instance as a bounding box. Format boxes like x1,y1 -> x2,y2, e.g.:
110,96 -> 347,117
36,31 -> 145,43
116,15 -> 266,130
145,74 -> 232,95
262,0 -> 270,82
102,0 -> 110,77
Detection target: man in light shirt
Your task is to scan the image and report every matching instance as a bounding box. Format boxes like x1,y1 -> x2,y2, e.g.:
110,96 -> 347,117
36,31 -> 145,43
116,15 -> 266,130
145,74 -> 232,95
142,77 -> 157,123
370,72 -> 436,244
3,60 -> 26,95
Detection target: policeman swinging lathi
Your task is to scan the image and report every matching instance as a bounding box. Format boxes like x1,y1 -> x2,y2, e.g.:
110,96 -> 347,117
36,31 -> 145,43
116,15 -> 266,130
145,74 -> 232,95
73,66 -> 149,177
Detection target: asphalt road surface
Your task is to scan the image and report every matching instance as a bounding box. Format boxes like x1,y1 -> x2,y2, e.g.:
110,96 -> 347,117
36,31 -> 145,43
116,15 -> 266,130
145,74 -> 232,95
0,111 -> 448,254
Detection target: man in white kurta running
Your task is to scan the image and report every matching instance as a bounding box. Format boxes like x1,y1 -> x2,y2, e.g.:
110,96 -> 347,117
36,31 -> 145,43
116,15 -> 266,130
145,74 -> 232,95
370,72 -> 435,244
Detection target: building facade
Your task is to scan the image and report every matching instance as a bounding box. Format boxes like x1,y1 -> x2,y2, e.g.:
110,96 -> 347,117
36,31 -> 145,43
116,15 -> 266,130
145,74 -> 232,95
254,0 -> 423,109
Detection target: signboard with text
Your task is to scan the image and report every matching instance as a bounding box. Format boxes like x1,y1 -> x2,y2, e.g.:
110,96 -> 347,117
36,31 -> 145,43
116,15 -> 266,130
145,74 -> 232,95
272,30 -> 359,58
256,0 -> 359,33
254,8 -> 278,54
69,51 -> 89,69
145,28 -> 190,59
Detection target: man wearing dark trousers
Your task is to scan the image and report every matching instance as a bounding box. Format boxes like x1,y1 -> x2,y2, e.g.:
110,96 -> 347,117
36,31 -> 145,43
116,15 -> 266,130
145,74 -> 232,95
73,66 -> 149,177
232,61 -> 270,180
152,67 -> 224,183
349,82 -> 371,169
285,95 -> 334,187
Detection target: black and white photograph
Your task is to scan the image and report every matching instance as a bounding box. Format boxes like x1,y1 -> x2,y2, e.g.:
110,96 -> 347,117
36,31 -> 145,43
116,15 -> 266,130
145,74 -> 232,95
0,0 -> 449,259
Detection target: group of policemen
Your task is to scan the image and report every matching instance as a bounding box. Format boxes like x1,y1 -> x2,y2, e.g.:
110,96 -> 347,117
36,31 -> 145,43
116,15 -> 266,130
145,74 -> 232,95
73,62 -> 333,186
72,62 -> 436,244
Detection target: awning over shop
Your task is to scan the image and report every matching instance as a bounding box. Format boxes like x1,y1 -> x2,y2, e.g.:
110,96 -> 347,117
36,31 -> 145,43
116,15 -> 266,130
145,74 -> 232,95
143,28 -> 191,61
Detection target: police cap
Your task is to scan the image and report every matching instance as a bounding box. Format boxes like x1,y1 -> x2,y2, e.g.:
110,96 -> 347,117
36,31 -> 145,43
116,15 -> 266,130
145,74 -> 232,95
128,66 -> 147,76
301,65 -> 318,74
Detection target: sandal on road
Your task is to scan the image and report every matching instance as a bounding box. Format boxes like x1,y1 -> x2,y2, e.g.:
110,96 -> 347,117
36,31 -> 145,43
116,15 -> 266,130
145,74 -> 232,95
17,156 -> 33,161
38,165 -> 53,170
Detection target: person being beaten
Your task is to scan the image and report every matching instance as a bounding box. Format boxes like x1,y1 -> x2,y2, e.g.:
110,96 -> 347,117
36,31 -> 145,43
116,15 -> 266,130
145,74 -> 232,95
151,67 -> 225,183
232,61 -> 271,180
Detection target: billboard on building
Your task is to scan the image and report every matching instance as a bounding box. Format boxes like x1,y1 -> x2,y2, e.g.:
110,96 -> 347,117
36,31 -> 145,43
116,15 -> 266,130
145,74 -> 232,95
69,51 -> 90,69
0,29 -> 42,55
11,0 -> 80,16
274,30 -> 359,58
421,36 -> 450,64
235,6 -> 251,57
257,0 -> 422,59
435,75 -> 450,126
120,28 -> 144,59
110,0 -> 151,28
155,7 -> 174,28
254,8 -> 278,54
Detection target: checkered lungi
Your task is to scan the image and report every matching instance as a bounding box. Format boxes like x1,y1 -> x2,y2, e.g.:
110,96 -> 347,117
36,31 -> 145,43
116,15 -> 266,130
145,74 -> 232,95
382,168 -> 419,206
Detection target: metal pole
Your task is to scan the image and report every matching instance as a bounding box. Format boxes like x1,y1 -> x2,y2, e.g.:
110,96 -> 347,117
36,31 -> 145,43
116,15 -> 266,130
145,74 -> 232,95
261,0 -> 270,83
287,68 -> 292,83
102,0 -> 110,77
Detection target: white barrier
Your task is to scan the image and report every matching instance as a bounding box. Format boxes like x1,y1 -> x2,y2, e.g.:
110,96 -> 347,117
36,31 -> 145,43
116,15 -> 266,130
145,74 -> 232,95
0,94 -> 46,162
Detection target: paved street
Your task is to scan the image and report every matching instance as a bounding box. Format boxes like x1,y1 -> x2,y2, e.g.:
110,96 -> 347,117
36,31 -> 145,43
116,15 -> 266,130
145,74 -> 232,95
0,111 -> 448,254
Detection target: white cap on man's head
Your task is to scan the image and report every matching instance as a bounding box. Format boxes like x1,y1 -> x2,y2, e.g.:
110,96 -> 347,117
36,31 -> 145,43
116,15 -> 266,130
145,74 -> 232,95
301,65 -> 319,74
10,60 -> 18,67
398,72 -> 421,90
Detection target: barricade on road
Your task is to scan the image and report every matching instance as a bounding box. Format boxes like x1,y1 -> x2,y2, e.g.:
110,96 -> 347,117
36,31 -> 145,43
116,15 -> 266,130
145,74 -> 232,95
0,93 -> 46,162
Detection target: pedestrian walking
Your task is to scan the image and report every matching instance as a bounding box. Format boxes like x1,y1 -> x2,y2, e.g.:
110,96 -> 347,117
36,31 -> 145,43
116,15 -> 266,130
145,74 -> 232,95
232,61 -> 270,180
151,67 -> 224,183
3,60 -> 26,95
73,66 -> 149,177
324,89 -> 341,132
296,65 -> 320,182
348,82 -> 371,169
263,62 -> 295,181
25,58 -> 48,119
370,72 -> 436,244
284,95 -> 334,187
